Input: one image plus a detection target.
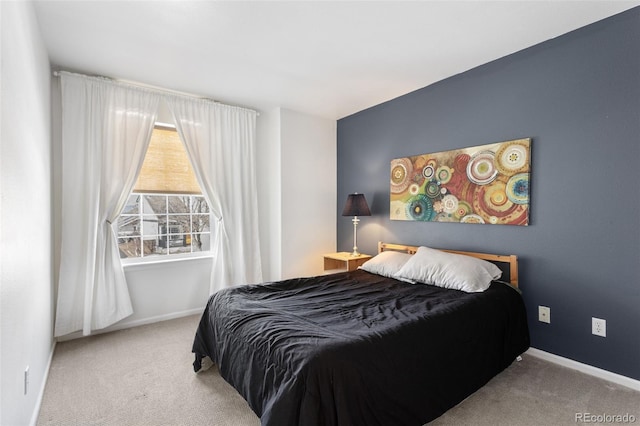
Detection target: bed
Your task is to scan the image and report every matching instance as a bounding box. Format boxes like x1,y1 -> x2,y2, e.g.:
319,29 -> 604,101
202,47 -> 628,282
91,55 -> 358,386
192,242 -> 530,426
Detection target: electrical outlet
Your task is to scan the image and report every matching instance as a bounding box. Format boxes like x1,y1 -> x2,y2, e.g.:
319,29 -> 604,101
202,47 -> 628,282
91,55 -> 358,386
24,366 -> 29,395
592,317 -> 606,337
538,306 -> 550,323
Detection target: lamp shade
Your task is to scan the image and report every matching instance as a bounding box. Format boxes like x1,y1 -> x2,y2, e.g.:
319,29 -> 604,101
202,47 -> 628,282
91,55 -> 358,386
342,193 -> 371,216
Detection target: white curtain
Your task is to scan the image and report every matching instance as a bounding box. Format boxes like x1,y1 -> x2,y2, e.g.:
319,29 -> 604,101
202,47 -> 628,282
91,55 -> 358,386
166,96 -> 262,293
55,73 -> 160,337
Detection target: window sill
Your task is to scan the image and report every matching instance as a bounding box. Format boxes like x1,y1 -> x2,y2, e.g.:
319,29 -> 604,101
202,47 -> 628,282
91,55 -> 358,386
122,253 -> 213,270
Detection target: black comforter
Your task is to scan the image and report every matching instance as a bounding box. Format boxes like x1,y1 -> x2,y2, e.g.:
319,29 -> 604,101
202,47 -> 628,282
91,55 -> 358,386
192,269 -> 529,426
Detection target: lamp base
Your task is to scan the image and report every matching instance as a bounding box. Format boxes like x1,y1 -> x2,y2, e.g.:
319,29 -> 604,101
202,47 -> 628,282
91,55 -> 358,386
351,216 -> 361,257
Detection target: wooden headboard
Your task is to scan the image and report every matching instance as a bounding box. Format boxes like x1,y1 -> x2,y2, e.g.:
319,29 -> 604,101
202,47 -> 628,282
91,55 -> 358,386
378,242 -> 519,287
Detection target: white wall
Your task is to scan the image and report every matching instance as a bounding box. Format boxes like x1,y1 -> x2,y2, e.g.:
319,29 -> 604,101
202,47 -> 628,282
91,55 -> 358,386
117,258 -> 211,328
255,108 -> 338,282
280,109 -> 337,278
0,2 -> 55,425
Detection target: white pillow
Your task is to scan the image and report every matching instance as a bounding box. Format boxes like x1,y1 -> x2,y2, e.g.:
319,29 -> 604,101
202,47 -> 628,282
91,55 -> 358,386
394,246 -> 502,293
358,251 -> 414,279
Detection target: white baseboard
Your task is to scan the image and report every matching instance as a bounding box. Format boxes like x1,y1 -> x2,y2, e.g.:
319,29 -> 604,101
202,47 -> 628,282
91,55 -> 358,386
29,340 -> 57,426
526,348 -> 640,391
56,307 -> 205,342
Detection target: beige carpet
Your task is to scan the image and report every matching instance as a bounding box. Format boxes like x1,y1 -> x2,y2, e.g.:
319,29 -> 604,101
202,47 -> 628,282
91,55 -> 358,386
38,315 -> 639,426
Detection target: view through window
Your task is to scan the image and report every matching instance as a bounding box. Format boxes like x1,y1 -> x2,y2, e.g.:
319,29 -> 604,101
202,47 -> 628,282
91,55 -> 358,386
117,125 -> 212,259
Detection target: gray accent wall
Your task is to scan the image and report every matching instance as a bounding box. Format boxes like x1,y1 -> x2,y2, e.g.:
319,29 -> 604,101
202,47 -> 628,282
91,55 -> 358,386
337,8 -> 639,380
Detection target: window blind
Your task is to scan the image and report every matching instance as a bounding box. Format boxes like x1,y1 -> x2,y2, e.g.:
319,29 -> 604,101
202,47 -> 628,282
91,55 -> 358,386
134,126 -> 201,194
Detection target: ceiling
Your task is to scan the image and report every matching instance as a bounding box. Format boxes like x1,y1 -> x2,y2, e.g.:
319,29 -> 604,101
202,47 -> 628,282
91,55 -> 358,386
34,1 -> 640,120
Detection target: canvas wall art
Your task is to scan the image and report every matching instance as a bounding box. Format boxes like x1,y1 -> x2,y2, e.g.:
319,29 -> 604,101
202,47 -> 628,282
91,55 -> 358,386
390,138 -> 531,225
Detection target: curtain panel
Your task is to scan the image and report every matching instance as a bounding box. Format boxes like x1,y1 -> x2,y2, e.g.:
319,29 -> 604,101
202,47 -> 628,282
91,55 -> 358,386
55,73 -> 160,337
167,96 -> 263,294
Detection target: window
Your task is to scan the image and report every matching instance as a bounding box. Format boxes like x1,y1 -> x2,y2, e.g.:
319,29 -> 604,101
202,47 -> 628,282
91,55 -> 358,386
117,125 -> 212,260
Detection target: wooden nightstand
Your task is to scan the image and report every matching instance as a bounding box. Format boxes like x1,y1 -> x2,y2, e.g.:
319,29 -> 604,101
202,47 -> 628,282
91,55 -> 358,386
323,252 -> 372,273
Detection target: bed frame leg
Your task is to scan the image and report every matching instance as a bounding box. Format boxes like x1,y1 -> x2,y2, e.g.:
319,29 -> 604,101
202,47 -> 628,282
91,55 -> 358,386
193,354 -> 203,372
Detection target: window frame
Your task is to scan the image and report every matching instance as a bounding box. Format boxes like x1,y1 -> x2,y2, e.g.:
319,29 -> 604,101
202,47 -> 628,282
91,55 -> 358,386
118,123 -> 214,265
119,193 -> 213,265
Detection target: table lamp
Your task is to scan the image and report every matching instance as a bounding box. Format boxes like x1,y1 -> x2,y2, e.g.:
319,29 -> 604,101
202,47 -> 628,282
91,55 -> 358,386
341,193 -> 371,256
